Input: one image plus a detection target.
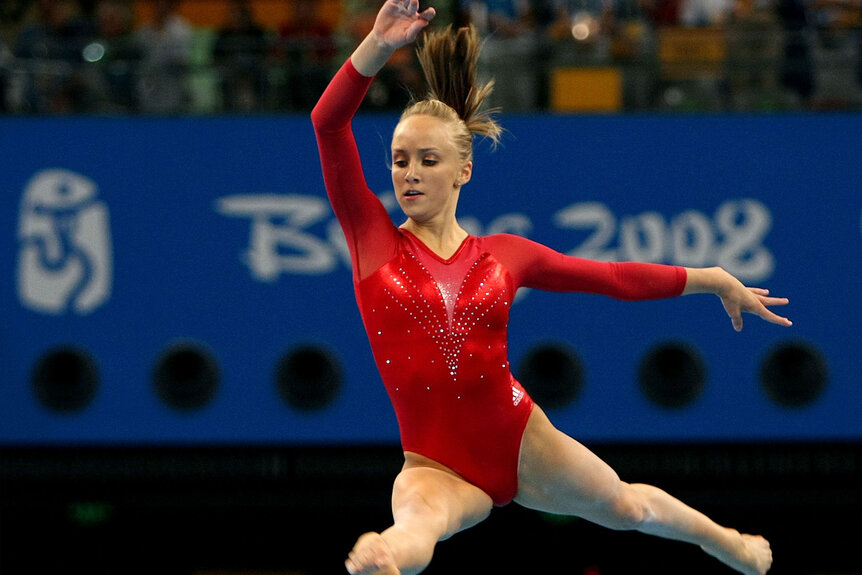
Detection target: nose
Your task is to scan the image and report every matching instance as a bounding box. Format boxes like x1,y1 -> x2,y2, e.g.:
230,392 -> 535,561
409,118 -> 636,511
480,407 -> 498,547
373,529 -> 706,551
404,163 -> 419,183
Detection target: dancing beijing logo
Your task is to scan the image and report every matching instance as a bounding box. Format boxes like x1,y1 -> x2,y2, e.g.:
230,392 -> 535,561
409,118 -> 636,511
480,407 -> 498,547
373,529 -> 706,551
17,169 -> 113,315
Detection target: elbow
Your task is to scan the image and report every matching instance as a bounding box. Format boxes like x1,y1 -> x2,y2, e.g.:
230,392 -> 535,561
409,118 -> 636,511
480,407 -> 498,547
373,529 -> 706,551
310,94 -> 334,131
310,103 -> 324,131
310,103 -> 342,137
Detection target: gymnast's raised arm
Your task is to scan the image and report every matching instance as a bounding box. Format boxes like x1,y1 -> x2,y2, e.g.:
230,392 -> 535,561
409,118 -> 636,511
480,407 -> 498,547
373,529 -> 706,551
310,1 -> 434,281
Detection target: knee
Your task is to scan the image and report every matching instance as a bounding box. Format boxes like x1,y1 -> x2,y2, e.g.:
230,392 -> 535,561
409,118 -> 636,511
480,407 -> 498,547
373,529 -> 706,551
394,485 -> 450,538
600,482 -> 653,531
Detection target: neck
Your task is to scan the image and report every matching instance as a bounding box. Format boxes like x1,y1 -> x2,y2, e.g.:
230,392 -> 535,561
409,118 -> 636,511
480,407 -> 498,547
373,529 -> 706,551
401,219 -> 469,258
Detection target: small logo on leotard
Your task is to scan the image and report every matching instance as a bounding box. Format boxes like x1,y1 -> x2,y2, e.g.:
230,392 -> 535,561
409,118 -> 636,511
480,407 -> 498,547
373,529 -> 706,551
512,386 -> 525,406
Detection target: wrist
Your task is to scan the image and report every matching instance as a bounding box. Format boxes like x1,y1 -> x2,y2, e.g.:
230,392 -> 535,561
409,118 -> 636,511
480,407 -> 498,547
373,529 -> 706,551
683,266 -> 729,296
352,33 -> 396,77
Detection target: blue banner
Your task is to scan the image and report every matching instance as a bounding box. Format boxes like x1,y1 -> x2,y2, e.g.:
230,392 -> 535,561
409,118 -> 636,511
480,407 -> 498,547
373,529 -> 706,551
2,113 -> 860,444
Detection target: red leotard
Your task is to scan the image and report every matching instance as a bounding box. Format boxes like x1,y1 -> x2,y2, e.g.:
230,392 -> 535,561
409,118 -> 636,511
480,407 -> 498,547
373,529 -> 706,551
311,60 -> 687,506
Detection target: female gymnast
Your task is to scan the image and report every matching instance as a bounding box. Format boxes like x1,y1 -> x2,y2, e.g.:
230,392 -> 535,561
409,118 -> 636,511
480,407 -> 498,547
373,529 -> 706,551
311,2 -> 790,573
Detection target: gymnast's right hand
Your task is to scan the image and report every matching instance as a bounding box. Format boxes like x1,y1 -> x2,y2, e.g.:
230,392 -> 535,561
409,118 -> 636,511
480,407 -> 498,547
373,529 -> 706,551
372,0 -> 436,50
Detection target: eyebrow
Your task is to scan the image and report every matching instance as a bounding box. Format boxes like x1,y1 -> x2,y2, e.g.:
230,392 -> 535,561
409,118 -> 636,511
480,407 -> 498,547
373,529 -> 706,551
392,148 -> 442,154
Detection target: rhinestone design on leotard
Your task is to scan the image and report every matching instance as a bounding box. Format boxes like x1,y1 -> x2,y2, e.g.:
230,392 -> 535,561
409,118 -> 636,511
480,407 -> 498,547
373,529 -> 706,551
381,250 -> 509,383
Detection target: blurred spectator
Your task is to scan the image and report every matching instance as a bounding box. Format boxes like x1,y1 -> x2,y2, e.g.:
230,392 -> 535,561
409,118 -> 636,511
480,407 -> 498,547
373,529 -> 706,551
134,0 -> 192,114
0,0 -> 29,112
87,0 -> 141,113
12,0 -> 96,113
642,0 -> 684,25
483,0 -> 553,37
808,0 -> 861,107
680,0 -> 735,25
726,0 -> 784,110
546,0 -> 614,60
607,0 -> 653,62
214,0 -> 268,112
0,0 -> 29,23
546,0 -> 616,62
458,0 -> 553,37
856,0 -> 862,87
277,0 -> 338,110
812,0 -> 860,29
777,0 -> 815,104
0,40 -> 9,113
606,0 -> 656,109
457,0 -> 551,111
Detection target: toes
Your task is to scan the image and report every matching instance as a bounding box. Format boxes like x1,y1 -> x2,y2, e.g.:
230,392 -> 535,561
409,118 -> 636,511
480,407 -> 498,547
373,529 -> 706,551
346,532 -> 397,575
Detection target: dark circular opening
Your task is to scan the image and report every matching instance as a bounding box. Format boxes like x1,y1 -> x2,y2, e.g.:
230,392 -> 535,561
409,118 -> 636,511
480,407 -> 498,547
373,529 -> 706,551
638,342 -> 706,409
760,340 -> 827,407
517,343 -> 583,408
153,342 -> 220,411
31,346 -> 99,413
275,346 -> 342,411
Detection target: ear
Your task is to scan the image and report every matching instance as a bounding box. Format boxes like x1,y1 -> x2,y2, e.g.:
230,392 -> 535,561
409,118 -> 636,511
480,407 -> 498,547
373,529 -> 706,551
455,161 -> 473,188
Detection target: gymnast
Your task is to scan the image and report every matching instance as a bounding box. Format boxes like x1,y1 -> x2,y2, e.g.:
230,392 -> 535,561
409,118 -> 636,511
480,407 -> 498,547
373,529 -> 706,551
311,2 -> 790,573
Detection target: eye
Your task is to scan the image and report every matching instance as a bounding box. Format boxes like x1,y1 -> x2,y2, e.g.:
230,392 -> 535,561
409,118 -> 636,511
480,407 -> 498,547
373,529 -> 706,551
422,158 -> 438,166
393,159 -> 408,168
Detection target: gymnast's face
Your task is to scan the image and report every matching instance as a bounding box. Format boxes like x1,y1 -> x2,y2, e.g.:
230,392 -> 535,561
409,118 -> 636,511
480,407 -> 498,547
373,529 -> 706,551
391,114 -> 472,225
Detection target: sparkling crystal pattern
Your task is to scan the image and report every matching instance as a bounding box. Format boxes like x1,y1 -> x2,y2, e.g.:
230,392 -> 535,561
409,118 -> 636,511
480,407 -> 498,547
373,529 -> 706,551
381,251 -> 508,382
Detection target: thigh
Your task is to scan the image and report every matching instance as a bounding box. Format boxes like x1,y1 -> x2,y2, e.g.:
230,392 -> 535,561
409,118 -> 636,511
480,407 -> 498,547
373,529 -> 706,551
393,454 -> 494,542
514,405 -> 624,516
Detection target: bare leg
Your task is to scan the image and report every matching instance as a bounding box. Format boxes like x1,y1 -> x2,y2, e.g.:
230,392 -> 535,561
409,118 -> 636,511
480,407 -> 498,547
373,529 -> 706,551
620,483 -> 772,575
515,406 -> 772,575
345,453 -> 493,575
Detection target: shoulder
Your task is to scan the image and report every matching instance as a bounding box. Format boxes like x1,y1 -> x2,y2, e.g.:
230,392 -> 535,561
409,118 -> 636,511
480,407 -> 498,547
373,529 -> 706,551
480,232 -> 533,247
476,233 -> 561,277
480,232 -> 555,256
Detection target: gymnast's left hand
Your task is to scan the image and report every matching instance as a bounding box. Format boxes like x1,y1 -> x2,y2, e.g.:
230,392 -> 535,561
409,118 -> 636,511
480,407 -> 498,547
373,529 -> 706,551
372,0 -> 436,50
683,266 -> 792,332
720,284 -> 792,332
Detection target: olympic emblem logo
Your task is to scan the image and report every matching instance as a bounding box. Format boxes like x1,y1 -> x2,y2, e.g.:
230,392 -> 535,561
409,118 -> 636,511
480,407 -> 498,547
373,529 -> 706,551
16,168 -> 113,315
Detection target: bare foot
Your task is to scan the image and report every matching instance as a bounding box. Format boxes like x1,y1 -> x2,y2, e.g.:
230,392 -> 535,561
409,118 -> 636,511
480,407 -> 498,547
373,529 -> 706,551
702,530 -> 772,575
345,532 -> 400,575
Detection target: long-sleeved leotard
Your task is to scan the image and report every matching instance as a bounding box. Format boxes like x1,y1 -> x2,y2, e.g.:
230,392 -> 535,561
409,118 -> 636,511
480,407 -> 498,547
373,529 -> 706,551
312,59 -> 687,506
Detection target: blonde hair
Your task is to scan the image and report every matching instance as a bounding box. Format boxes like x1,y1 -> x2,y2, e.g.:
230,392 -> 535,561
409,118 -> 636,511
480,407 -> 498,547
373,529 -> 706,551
400,25 -> 502,163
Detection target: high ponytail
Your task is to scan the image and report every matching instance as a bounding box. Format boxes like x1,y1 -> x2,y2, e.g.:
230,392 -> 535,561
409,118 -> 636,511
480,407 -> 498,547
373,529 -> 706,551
400,24 -> 502,162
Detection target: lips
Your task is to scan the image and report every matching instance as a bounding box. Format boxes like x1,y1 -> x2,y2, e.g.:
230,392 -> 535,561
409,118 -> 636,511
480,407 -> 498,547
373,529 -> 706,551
404,190 -> 423,197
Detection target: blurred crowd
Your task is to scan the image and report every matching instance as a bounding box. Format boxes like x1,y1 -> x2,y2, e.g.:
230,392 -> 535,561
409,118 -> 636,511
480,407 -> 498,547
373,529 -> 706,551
0,0 -> 860,114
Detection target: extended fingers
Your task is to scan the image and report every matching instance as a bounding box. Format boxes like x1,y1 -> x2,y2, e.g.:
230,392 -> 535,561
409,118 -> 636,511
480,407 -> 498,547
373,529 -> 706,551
754,291 -> 792,326
749,288 -> 791,318
757,306 -> 793,327
391,0 -> 421,17
726,290 -> 792,331
419,6 -> 437,21
747,287 -> 789,307
730,305 -> 791,331
745,296 -> 792,328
